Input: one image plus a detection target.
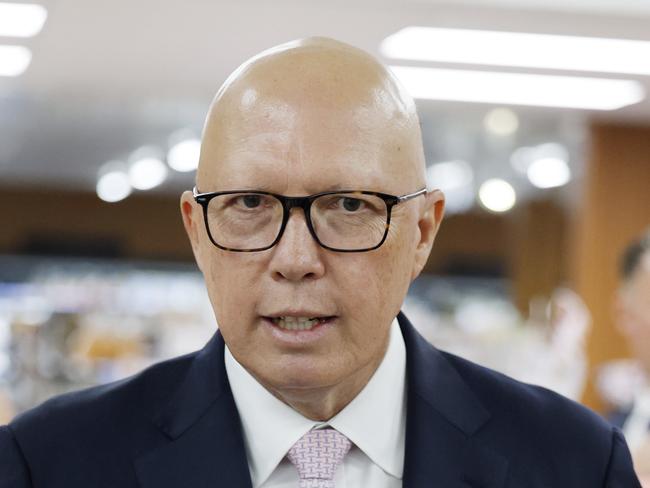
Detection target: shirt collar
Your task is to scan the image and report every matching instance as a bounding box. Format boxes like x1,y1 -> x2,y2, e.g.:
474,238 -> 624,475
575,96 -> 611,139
225,317 -> 407,487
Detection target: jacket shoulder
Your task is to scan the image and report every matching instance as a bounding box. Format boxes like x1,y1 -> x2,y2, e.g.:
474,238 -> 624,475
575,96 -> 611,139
440,349 -> 611,435
6,349 -> 198,485
438,350 -> 625,484
12,350 -> 196,432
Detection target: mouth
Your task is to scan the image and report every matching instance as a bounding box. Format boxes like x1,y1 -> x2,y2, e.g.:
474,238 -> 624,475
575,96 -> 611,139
262,315 -> 337,331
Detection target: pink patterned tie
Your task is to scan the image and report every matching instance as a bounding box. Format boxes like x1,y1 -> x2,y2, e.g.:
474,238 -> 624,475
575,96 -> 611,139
287,428 -> 352,488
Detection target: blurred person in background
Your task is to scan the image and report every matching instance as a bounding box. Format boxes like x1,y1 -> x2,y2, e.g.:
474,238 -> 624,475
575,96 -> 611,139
0,38 -> 641,487
612,229 -> 650,484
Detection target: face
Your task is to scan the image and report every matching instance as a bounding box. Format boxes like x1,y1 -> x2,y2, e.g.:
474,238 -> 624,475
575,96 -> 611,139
618,253 -> 650,373
181,48 -> 443,403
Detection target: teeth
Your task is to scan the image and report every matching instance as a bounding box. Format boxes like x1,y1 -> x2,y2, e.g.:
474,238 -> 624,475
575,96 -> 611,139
272,316 -> 324,330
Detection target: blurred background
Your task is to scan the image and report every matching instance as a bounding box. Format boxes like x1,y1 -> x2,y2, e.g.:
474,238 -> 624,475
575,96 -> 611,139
1,0 -> 649,440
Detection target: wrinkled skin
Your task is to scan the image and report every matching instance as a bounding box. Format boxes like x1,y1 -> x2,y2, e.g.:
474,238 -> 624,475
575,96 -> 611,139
181,38 -> 445,420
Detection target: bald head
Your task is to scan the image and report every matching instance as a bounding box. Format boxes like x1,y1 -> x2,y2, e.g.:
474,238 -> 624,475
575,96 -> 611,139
197,37 -> 426,191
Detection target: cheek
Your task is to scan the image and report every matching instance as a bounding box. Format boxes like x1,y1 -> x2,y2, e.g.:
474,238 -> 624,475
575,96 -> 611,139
336,233 -> 415,324
381,225 -> 418,298
202,253 -> 265,324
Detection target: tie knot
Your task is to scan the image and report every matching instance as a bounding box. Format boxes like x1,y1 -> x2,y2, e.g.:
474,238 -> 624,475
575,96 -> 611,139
287,428 -> 352,487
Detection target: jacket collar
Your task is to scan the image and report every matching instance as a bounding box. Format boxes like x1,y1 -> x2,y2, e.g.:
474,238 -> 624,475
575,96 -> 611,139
134,312 -> 507,488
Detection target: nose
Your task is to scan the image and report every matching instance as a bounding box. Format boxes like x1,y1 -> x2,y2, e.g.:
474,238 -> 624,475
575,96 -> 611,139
268,207 -> 325,282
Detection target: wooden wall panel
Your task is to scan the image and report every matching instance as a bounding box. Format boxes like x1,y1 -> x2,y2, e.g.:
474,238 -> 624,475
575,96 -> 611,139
0,187 -> 194,262
424,211 -> 510,276
509,200 -> 567,316
571,122 -> 650,411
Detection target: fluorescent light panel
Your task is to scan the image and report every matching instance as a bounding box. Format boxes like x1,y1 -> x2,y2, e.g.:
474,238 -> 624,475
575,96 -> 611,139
0,2 -> 47,38
389,65 -> 645,110
382,27 -> 650,76
0,45 -> 31,76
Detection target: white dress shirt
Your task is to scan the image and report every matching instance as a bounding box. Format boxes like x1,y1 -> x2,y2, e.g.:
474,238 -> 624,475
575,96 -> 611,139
225,318 -> 406,488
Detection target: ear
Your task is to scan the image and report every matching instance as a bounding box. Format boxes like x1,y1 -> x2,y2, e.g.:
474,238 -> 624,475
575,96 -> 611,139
411,189 -> 445,281
180,191 -> 204,272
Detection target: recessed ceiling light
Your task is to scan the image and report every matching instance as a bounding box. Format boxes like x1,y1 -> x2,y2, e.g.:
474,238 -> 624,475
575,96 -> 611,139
0,45 -> 32,77
125,146 -> 168,190
388,66 -> 645,110
484,108 -> 519,136
511,142 -> 569,174
168,138 -> 201,172
0,3 -> 47,38
97,162 -> 132,203
527,157 -> 572,189
479,179 -> 516,213
382,27 -> 650,76
129,157 -> 168,190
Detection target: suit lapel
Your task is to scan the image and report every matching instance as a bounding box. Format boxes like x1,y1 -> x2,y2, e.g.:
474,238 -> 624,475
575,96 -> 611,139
134,332 -> 252,488
398,312 -> 509,488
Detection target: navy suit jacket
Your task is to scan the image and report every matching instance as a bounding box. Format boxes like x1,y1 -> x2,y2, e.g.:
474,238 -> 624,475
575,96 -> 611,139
1,312 -> 641,487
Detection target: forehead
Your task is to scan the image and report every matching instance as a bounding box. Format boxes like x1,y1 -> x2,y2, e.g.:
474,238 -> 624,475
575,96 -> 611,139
200,96 -> 411,193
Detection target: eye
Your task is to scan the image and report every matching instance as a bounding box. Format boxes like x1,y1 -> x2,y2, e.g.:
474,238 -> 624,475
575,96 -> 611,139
341,197 -> 363,212
240,194 -> 262,208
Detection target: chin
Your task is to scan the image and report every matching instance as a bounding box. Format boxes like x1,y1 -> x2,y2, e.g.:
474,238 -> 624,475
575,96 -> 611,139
267,365 -> 341,392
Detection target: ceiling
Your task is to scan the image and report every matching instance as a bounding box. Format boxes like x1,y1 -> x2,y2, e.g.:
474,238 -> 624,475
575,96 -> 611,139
426,0 -> 650,15
1,0 -> 649,202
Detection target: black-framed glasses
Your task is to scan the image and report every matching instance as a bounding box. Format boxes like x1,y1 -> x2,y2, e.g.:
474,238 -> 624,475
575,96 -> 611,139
192,187 -> 427,252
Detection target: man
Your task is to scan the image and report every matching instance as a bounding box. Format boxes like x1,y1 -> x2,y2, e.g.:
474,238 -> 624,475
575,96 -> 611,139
612,230 -> 650,484
0,38 -> 641,487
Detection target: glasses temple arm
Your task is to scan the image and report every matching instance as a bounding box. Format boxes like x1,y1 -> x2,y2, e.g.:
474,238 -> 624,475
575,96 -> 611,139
397,188 -> 428,203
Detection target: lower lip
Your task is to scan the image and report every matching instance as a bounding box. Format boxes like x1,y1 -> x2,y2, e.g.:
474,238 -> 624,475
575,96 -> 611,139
262,316 -> 337,345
